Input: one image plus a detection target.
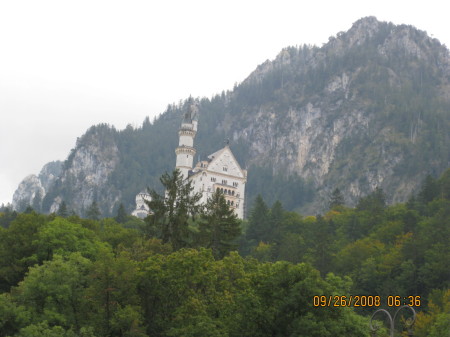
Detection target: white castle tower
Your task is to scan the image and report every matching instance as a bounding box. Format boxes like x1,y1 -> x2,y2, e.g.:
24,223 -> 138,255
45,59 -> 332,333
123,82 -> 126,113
175,103 -> 198,179
175,101 -> 247,219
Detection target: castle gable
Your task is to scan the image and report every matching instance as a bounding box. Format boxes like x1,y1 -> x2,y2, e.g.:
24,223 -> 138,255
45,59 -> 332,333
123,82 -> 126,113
207,146 -> 245,179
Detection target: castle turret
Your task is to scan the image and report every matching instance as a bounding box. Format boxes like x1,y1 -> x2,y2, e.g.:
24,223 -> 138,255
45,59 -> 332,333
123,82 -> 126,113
175,103 -> 197,179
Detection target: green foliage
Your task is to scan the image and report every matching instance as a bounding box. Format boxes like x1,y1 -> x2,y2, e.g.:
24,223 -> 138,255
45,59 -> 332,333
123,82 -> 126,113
15,322 -> 75,337
33,217 -> 104,262
0,213 -> 47,292
329,188 -> 345,209
138,249 -> 369,337
2,168 -> 450,336
86,247 -> 142,336
0,293 -> 29,337
246,166 -> 314,211
110,305 -> 148,337
145,169 -> 202,250
418,175 -> 440,204
13,253 -> 92,331
86,201 -> 101,220
356,187 -> 386,214
414,289 -> 450,337
14,321 -> 97,337
240,169 -> 450,312
245,195 -> 270,245
114,203 -> 127,224
97,218 -> 140,251
199,191 -> 241,259
0,206 -> 17,228
57,201 -> 69,218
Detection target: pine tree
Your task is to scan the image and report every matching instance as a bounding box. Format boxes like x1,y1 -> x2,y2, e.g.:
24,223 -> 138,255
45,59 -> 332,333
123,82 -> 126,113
145,169 -> 202,250
329,188 -> 345,209
246,195 -> 270,243
200,191 -> 241,259
356,187 -> 386,216
24,206 -> 34,214
86,201 -> 101,220
115,203 -> 127,224
57,201 -> 69,218
418,175 -> 439,204
269,200 -> 284,244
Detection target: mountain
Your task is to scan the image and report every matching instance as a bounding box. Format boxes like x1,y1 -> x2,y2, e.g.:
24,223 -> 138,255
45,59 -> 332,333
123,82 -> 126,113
12,161 -> 62,211
12,17 -> 450,216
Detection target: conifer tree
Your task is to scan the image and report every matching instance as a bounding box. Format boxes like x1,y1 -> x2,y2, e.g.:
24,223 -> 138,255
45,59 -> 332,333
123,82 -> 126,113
145,169 -> 202,250
200,191 -> 241,259
24,206 -> 34,214
246,195 -> 270,243
86,201 -> 101,220
329,188 -> 345,209
269,200 -> 284,244
115,203 -> 127,224
57,201 -> 68,218
418,175 -> 439,204
356,187 -> 386,214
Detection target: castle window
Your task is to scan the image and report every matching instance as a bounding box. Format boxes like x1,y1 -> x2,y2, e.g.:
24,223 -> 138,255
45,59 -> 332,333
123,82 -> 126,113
222,179 -> 227,185
216,187 -> 220,192
232,191 -> 235,196
233,182 -> 238,187
223,166 -> 228,172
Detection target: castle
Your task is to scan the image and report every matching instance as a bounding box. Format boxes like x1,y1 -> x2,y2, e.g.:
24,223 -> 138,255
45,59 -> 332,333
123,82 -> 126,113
132,104 -> 247,219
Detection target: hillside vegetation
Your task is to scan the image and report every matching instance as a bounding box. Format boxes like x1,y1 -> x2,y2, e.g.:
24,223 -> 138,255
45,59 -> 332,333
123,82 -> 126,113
1,168 -> 449,336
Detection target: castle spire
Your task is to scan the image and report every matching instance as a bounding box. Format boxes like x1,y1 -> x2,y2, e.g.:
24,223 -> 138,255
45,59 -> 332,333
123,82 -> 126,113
175,100 -> 198,179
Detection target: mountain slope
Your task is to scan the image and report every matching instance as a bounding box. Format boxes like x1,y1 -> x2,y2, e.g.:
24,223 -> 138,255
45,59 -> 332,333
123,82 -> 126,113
13,17 -> 450,215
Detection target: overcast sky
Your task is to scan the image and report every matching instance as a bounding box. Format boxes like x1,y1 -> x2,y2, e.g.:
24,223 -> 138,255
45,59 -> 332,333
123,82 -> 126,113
0,0 -> 448,205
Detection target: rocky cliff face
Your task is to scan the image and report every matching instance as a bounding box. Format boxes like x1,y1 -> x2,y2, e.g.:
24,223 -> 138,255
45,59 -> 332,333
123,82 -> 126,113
39,125 -> 121,215
227,16 -> 450,209
13,174 -> 45,211
12,161 -> 62,211
12,17 -> 450,215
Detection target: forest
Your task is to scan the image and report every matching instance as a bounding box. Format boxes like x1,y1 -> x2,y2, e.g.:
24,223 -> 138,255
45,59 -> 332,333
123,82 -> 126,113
1,167 -> 449,336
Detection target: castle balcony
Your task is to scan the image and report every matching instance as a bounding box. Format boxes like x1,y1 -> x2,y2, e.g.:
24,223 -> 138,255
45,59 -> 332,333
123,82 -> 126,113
179,124 -> 194,131
175,146 -> 196,156
178,128 -> 196,138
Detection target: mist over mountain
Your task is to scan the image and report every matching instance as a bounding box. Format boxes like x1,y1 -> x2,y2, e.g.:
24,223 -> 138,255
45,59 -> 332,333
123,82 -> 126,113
12,17 -> 450,216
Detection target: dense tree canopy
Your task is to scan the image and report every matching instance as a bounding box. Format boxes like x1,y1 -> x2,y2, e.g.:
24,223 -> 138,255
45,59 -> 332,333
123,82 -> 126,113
1,169 -> 449,336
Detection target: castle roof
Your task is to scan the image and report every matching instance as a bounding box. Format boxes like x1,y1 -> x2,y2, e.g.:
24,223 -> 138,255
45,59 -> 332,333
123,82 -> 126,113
192,145 -> 246,179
